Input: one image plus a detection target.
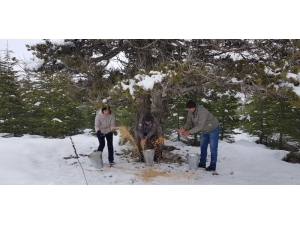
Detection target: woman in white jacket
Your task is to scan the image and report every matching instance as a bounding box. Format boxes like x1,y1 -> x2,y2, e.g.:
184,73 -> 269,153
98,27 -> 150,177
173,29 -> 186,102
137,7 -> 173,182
94,106 -> 116,165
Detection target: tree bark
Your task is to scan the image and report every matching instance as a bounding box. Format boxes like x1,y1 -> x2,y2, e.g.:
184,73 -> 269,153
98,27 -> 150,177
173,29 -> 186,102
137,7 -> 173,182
133,94 -> 151,157
150,92 -> 171,157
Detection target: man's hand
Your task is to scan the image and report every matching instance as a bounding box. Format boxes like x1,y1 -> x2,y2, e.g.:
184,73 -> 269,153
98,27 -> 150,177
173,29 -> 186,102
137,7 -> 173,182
177,128 -> 185,134
182,130 -> 190,138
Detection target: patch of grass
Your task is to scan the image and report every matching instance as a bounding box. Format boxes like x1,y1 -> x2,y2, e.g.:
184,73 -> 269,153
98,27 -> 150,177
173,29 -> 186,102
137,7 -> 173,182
283,151 -> 300,164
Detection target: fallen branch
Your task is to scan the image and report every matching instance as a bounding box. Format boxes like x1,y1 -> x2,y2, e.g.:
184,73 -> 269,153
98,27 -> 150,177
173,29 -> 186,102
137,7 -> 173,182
70,137 -> 88,185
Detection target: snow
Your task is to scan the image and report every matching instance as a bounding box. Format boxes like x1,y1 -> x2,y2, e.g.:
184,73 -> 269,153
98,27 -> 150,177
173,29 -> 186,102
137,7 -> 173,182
135,71 -> 166,90
1,5 -> 300,223
1,129 -> 298,185
231,77 -> 242,83
120,71 -> 167,97
107,51 -> 127,70
293,85 -> 300,96
23,58 -> 44,70
52,118 -> 62,122
1,129 -> 299,223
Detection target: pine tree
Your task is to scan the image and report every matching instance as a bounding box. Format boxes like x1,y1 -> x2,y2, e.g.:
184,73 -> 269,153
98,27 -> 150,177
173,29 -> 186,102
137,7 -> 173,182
207,94 -> 240,142
25,39 -> 300,152
241,94 -> 273,144
241,90 -> 300,150
165,95 -> 195,143
266,93 -> 300,150
0,47 -> 26,136
25,71 -> 85,138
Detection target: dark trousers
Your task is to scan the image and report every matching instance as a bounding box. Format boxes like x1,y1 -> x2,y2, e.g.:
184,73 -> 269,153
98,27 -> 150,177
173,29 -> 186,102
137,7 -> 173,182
97,132 -> 114,162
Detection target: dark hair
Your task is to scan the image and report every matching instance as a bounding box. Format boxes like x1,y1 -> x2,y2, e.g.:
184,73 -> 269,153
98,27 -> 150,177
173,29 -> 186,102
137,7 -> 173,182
102,106 -> 111,113
144,113 -> 154,122
186,100 -> 196,108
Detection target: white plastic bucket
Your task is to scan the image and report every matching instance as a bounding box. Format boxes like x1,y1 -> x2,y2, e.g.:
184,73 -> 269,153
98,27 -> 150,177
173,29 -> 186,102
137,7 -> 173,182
143,149 -> 155,165
187,153 -> 199,170
88,151 -> 103,169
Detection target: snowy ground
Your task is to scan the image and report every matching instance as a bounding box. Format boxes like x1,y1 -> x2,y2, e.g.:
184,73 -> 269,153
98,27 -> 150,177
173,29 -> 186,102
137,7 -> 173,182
1,129 -> 299,185
1,129 -> 299,225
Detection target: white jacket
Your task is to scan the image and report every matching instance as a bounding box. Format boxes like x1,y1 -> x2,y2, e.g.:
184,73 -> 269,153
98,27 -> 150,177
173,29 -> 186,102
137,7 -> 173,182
94,109 -> 116,134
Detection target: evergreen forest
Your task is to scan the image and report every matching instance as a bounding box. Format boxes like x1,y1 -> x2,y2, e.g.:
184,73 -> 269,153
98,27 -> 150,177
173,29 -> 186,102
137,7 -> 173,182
1,39 -> 300,161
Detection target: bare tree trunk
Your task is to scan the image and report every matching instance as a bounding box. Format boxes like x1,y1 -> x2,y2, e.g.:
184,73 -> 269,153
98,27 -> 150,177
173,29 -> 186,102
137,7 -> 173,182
133,94 -> 152,157
279,132 -> 283,150
132,92 -> 171,160
151,93 -> 171,157
193,133 -> 198,145
177,109 -> 181,141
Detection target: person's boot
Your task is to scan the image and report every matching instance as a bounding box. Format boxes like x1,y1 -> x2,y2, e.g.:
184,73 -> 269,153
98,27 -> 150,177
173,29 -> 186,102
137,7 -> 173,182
198,162 -> 206,168
205,166 -> 216,171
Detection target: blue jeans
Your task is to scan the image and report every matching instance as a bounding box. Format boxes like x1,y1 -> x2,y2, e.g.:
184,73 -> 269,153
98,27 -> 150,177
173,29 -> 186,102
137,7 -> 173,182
199,125 -> 220,168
